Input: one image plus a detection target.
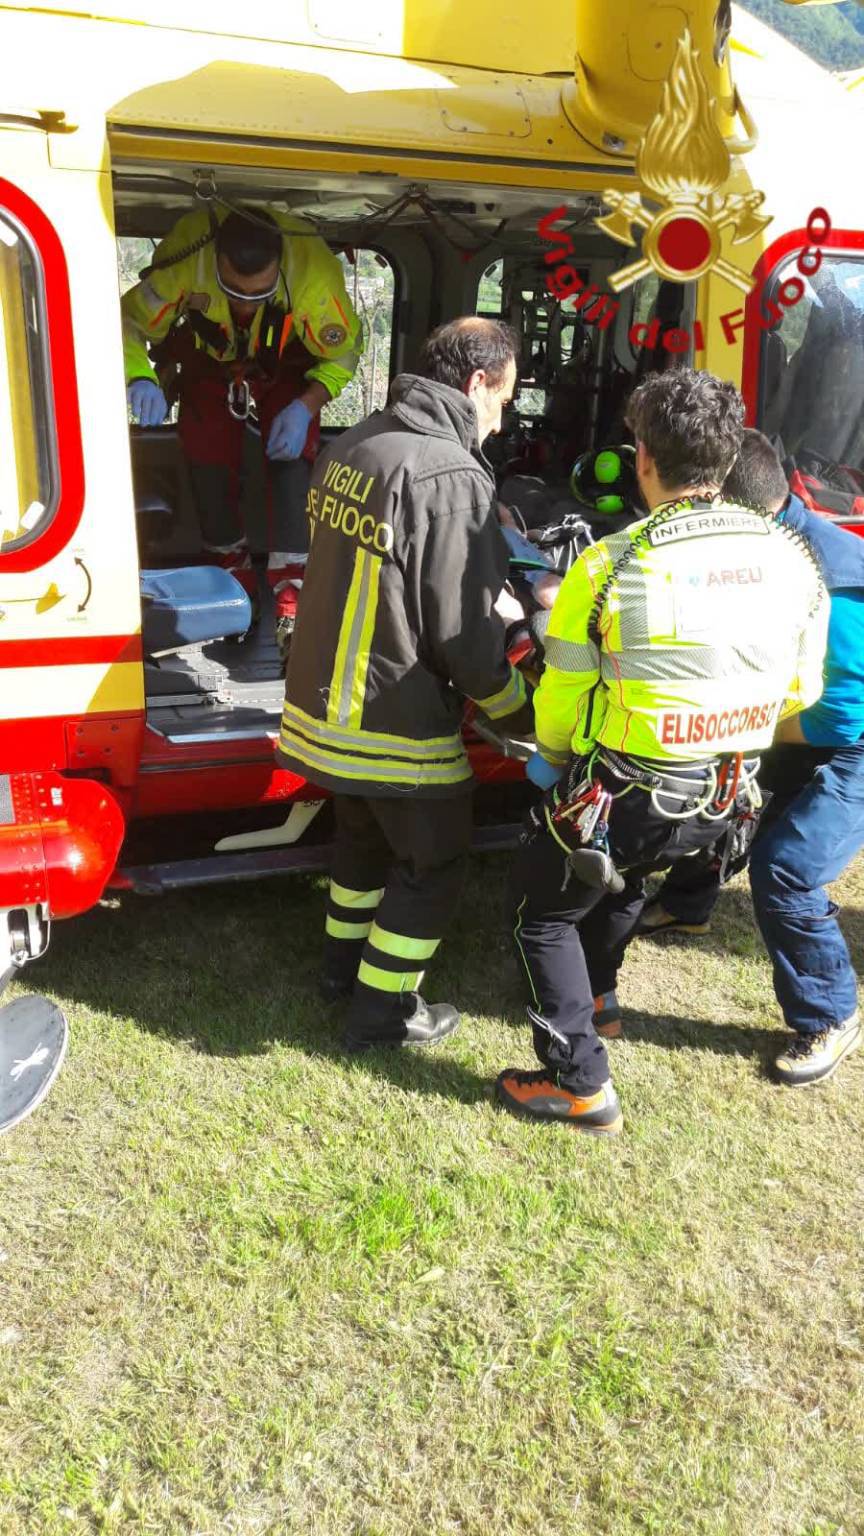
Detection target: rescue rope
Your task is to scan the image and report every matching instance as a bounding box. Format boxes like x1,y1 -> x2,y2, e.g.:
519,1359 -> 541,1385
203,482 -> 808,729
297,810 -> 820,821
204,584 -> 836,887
144,174 -> 508,276
143,174 -> 327,276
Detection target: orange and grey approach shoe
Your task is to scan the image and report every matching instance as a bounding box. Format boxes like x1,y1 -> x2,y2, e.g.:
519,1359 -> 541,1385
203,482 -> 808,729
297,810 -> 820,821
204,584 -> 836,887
495,1069 -> 623,1134
593,991 -> 622,1039
773,1012 -> 861,1086
639,902 -> 710,937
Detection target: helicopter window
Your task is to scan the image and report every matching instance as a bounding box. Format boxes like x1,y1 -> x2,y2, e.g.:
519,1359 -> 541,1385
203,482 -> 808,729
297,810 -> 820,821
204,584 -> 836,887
630,273 -> 662,336
760,251 -> 864,478
478,259 -> 503,317
118,236 -> 156,294
321,249 -> 395,429
0,207 -> 57,551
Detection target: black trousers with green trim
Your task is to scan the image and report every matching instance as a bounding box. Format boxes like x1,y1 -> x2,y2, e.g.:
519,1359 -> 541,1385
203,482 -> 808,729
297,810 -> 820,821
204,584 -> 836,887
511,770 -> 730,1090
324,792 -> 474,1044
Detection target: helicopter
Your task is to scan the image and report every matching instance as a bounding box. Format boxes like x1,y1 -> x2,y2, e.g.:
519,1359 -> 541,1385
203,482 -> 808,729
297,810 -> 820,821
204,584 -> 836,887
1,0 -> 862,1126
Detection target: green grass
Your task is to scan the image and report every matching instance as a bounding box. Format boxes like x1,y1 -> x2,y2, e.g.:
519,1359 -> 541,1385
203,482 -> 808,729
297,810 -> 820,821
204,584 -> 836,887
1,853 -> 863,1535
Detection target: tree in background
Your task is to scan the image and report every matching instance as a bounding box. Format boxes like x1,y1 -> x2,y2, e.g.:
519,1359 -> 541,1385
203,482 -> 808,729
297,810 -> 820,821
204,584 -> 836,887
117,237 -> 156,295
322,251 -> 395,429
740,0 -> 864,69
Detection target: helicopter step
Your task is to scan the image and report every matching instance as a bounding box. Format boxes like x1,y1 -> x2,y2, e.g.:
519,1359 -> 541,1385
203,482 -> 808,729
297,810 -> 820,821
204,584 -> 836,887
0,993 -> 68,1135
0,905 -> 67,1134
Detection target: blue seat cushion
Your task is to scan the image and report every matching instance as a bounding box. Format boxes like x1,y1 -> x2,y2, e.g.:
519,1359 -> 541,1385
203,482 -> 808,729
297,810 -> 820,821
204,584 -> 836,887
140,566 -> 252,652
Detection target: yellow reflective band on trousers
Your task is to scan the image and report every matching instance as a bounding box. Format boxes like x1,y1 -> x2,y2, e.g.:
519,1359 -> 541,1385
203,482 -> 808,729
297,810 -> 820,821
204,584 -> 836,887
328,547 -> 381,728
357,960 -> 424,993
367,922 -> 439,961
357,922 -> 441,994
325,879 -> 382,941
330,881 -> 384,909
325,915 -> 374,940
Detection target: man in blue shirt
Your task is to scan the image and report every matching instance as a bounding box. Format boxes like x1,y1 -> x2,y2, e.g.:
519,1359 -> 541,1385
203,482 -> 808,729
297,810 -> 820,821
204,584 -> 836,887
641,430 -> 864,1086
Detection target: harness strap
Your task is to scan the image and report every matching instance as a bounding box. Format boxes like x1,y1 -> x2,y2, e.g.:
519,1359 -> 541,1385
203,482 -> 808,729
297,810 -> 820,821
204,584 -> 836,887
595,747 -> 719,793
183,307 -> 230,356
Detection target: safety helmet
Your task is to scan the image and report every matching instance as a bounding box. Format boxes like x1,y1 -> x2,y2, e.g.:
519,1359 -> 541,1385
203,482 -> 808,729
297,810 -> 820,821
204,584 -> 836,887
569,445 -> 638,515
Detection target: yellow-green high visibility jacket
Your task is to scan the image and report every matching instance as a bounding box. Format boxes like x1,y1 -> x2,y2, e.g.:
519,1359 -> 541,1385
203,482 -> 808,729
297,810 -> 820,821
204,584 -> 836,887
536,497 -> 829,766
121,207 -> 362,399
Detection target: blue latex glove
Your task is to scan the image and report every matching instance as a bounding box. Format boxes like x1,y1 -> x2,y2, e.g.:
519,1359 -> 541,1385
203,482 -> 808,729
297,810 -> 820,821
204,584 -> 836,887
267,399 -> 313,460
127,378 -> 168,427
526,752 -> 564,789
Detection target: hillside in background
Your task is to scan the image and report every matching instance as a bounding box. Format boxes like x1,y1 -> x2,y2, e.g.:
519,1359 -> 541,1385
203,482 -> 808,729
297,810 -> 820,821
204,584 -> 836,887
740,0 -> 864,68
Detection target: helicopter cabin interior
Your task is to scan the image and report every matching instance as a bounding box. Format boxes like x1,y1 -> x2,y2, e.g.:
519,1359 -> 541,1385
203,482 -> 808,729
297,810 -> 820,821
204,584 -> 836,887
112,159 -> 690,734
112,156 -> 864,751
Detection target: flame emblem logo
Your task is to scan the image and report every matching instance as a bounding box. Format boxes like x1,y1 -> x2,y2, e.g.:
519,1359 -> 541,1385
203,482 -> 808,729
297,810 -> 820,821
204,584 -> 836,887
595,29 -> 772,294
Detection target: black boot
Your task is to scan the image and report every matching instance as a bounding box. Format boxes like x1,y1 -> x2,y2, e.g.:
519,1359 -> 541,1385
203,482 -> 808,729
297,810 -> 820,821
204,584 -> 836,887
344,993 -> 460,1053
317,975 -> 354,1005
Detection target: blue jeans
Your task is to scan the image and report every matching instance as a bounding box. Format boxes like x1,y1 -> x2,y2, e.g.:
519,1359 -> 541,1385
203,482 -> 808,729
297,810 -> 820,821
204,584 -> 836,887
749,743 -> 864,1034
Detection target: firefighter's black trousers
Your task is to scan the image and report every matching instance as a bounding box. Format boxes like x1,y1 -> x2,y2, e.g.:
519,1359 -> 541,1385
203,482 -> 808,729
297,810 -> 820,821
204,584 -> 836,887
511,763 -> 734,1090
324,793 -> 474,1045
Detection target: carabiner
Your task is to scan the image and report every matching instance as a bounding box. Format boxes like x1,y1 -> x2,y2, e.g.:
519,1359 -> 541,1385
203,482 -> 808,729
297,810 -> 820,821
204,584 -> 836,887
227,377 -> 251,421
194,171 -> 219,203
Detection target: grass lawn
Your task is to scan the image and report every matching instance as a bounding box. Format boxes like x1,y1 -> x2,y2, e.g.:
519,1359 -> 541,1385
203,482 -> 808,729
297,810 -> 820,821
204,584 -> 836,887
1,851 -> 862,1536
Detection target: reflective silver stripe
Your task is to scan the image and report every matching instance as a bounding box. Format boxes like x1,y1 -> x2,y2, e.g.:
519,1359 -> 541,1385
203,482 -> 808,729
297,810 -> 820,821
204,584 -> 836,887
138,278 -> 169,315
474,668 -> 526,720
527,1005 -> 569,1046
601,645 -> 778,682
544,636 -> 598,674
536,739 -> 569,765
279,728 -> 471,786
281,703 -> 464,762
617,562 -> 651,649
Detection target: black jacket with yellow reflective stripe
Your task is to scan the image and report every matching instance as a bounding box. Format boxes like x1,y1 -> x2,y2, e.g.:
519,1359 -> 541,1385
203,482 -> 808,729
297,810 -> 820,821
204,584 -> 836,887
279,374 -> 531,797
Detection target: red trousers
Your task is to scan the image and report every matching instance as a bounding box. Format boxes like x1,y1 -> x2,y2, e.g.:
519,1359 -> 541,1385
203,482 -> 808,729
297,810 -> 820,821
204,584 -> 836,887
170,336 -> 319,590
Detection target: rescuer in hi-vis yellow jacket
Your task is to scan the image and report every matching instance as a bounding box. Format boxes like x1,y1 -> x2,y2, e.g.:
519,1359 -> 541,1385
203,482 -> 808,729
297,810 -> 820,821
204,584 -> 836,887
121,202 -> 362,651
496,369 -> 829,1136
279,318 -> 533,1053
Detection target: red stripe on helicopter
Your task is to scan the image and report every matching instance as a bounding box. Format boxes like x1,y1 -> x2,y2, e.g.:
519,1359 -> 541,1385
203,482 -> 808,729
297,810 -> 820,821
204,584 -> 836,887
0,179 -> 85,574
741,224 -> 864,424
0,635 -> 142,667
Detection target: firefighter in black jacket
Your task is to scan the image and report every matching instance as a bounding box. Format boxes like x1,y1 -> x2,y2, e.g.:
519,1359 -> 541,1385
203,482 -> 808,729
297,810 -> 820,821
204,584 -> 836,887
279,317 -> 533,1050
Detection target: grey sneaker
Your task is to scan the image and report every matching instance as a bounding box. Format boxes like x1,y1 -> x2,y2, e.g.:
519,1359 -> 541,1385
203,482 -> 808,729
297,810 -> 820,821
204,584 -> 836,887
773,1012 -> 861,1086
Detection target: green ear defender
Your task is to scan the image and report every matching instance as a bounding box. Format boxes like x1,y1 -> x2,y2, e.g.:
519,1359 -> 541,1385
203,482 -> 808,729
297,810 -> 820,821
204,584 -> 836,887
569,444 -> 638,515
595,450 -> 623,484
